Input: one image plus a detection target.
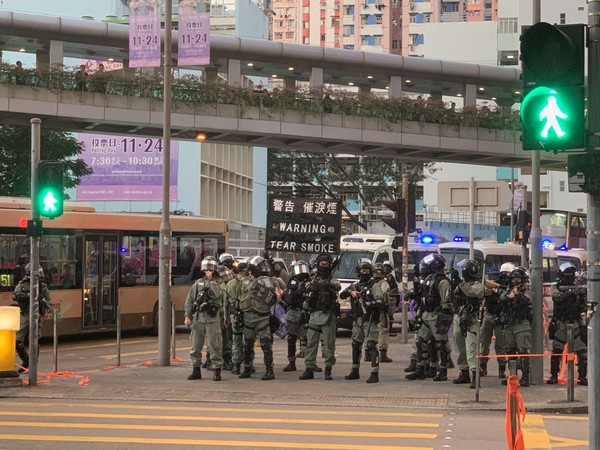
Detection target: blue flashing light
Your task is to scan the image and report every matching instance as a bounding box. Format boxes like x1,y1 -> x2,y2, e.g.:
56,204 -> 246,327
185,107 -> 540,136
453,236 -> 464,242
541,239 -> 553,249
558,244 -> 568,251
120,247 -> 128,253
421,235 -> 435,245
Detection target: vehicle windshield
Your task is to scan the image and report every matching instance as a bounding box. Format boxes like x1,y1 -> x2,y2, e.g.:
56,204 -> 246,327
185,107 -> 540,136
540,211 -> 567,238
332,250 -> 374,279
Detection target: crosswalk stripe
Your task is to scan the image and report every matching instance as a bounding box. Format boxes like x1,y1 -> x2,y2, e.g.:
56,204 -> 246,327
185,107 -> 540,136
1,401 -> 444,418
0,434 -> 432,449
0,411 -> 439,428
0,421 -> 437,439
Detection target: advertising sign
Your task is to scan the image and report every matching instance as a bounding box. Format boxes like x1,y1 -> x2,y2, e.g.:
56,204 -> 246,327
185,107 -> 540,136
128,0 -> 161,68
178,0 -> 211,66
265,196 -> 342,255
75,133 -> 178,201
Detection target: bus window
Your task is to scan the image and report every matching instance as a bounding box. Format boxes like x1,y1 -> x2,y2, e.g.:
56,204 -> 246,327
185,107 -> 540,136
542,256 -> 559,283
41,234 -> 78,289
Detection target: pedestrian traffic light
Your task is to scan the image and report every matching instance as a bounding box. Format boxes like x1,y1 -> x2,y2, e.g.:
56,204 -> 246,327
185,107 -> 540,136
381,198 -> 404,234
520,23 -> 585,151
36,161 -> 64,219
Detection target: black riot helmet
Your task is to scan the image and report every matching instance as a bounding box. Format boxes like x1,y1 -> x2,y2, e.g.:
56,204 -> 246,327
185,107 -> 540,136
356,258 -> 373,282
247,255 -> 266,277
557,262 -> 577,286
291,260 -> 310,281
382,260 -> 394,275
456,258 -> 480,282
218,253 -> 236,270
315,254 -> 333,277
508,267 -> 529,288
419,253 -> 446,278
373,262 -> 385,278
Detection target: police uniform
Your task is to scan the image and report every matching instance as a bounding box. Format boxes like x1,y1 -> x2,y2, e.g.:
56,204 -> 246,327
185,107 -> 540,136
498,268 -> 532,387
377,261 -> 398,363
341,261 -> 389,384
282,261 -> 311,372
299,254 -> 341,381
406,253 -> 452,382
238,256 -> 279,381
184,258 -> 225,381
547,262 -> 587,386
12,268 -> 50,372
225,269 -> 247,375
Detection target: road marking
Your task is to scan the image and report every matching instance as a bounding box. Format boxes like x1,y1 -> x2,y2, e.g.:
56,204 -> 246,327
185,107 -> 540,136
96,347 -> 189,359
0,411 -> 440,428
540,415 -> 588,422
39,339 -> 152,353
1,401 -> 444,418
548,435 -> 588,448
521,414 -> 552,450
0,434 -> 431,449
0,421 -> 437,439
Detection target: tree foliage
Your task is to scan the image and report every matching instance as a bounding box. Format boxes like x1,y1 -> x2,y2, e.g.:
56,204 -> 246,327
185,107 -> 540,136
0,126 -> 92,198
267,149 -> 437,230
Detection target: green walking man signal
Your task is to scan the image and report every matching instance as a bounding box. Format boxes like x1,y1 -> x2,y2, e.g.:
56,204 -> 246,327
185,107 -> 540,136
36,161 -> 64,219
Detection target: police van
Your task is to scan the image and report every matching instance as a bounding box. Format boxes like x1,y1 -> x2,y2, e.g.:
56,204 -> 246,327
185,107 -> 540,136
555,248 -> 587,273
333,234 -> 438,329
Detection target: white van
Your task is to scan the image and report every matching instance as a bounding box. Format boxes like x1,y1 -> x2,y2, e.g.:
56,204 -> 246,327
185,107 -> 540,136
333,234 -> 438,329
555,248 -> 587,273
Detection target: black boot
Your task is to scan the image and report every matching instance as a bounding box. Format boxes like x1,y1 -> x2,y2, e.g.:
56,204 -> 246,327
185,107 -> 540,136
366,371 -> 379,384
213,368 -> 222,381
453,369 -> 471,385
519,358 -> 530,387
380,349 -> 393,363
314,366 -> 323,373
239,366 -> 252,379
469,371 -> 478,389
425,366 -> 437,378
433,368 -> 447,382
283,361 -> 297,372
187,366 -> 201,380
404,359 -> 417,373
577,351 -> 588,386
298,368 -> 314,380
447,358 -> 455,369
498,363 -> 506,379
345,368 -> 360,380
406,367 -> 425,380
222,354 -> 234,371
261,366 -> 275,381
324,366 -> 333,380
547,355 -> 560,384
231,363 -> 241,375
16,341 -> 29,373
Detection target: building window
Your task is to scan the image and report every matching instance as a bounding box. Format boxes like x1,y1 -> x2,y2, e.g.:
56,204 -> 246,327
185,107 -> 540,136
376,15 -> 382,24
303,37 -> 310,44
392,39 -> 398,49
275,20 -> 283,27
286,32 -> 294,39
343,44 -> 355,49
560,13 -> 566,24
275,32 -> 283,39
499,18 -> 518,34
559,180 -> 565,192
287,19 -> 294,26
344,5 -> 355,15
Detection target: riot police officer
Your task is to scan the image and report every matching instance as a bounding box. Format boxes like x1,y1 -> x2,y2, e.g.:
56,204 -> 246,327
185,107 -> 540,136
238,255 -> 279,380
340,260 -> 389,383
282,260 -> 311,372
406,253 -> 452,382
299,254 -> 341,381
499,267 -> 532,387
218,253 -> 237,371
225,262 -> 249,375
184,257 -> 225,381
548,262 -> 587,385
480,262 -> 514,379
451,259 -> 484,388
12,264 -> 51,373
377,261 -> 398,363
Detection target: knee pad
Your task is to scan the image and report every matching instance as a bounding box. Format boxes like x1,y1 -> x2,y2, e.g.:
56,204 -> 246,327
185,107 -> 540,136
366,340 -> 377,352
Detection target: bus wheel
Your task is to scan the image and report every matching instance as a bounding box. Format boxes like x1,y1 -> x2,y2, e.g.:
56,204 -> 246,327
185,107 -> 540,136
151,301 -> 159,336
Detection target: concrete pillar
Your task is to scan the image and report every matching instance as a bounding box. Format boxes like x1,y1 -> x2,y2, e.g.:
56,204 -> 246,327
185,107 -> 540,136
429,91 -> 443,102
284,76 -> 296,91
203,67 -> 219,84
35,50 -> 50,71
49,41 -> 64,68
310,67 -> 324,90
227,58 -> 241,86
359,84 -> 371,94
389,76 -> 402,99
464,83 -> 477,108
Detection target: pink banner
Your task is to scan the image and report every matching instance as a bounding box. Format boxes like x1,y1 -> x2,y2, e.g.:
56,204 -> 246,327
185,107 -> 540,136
129,0 -> 161,68
75,133 -> 179,202
178,0 -> 210,66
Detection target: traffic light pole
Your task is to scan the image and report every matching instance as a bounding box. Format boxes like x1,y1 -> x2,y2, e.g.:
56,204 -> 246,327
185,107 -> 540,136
29,118 -> 41,387
401,174 -> 409,343
587,1 -> 600,447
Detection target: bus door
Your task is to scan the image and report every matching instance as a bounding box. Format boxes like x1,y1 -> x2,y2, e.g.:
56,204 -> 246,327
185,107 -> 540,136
83,235 -> 118,328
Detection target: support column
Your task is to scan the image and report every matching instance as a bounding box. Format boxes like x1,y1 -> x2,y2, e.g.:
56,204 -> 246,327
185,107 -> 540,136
227,58 -> 241,86
203,67 -> 218,84
284,76 -> 296,91
359,84 -> 371,94
463,83 -> 477,108
389,76 -> 402,99
35,50 -> 50,72
310,67 -> 324,90
49,41 -> 64,68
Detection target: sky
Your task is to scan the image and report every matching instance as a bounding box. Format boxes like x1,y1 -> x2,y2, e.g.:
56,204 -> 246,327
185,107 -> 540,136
0,0 -> 120,20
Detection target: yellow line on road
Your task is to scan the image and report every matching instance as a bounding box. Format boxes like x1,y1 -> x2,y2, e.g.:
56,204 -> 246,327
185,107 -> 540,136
97,347 -> 189,359
540,415 -> 588,422
522,414 -> 552,450
0,421 -> 437,439
0,434 -> 432,449
0,411 -> 439,428
2,401 -> 444,418
548,435 -> 588,448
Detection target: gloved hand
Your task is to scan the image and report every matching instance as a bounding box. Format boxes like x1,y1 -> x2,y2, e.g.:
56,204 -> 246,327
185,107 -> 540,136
184,316 -> 192,326
300,310 -> 310,325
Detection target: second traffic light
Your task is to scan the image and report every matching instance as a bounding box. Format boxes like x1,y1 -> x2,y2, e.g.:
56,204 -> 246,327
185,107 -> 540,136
36,161 -> 64,219
382,198 -> 405,234
520,22 -> 585,151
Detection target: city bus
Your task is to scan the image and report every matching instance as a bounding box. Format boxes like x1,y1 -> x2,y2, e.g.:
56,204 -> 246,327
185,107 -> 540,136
540,209 -> 587,250
0,196 -> 228,337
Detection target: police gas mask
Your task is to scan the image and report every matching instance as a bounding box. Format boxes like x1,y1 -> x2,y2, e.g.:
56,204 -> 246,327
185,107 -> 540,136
358,267 -> 371,282
317,260 -> 331,277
